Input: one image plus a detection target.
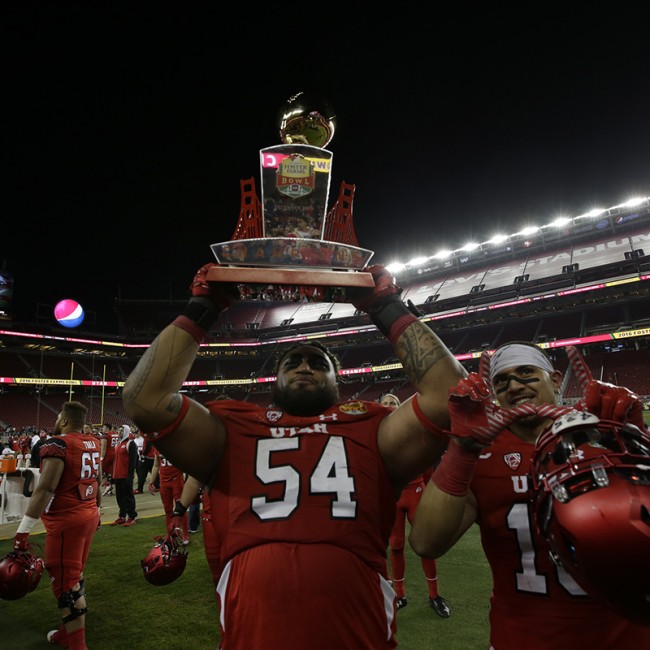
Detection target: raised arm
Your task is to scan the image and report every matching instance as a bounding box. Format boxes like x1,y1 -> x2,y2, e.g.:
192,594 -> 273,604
349,265 -> 467,486
351,265 -> 465,422
566,345 -> 648,430
122,264 -> 239,483
410,371 -> 537,558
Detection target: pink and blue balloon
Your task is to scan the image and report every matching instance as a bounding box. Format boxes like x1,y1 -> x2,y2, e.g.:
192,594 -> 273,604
54,299 -> 85,328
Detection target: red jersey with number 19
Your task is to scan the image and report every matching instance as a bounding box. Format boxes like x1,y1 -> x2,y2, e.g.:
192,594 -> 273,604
207,399 -> 398,650
472,428 -> 650,649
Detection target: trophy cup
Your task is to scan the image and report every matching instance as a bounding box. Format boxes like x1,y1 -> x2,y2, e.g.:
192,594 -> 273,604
207,92 -> 375,298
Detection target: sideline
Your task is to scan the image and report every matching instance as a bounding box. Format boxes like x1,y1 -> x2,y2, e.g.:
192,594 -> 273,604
0,490 -> 165,541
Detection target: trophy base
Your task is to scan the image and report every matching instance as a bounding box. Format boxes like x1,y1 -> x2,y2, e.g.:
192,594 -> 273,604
206,265 -> 375,288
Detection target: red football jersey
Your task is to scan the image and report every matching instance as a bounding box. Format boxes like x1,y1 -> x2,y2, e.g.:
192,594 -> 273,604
472,429 -> 650,648
155,449 -> 184,482
40,433 -> 101,533
207,399 -> 398,650
101,429 -> 120,469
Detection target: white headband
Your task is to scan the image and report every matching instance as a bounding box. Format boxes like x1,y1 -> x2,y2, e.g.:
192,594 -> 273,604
489,344 -> 554,381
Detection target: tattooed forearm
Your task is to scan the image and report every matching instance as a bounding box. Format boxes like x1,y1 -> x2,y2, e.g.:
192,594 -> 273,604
166,392 -> 183,417
123,326 -> 200,417
122,337 -> 160,406
398,323 -> 451,385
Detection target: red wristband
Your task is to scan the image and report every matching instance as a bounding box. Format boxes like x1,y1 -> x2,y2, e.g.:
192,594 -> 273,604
431,441 -> 480,496
142,394 -> 190,442
388,313 -> 418,345
172,315 -> 206,344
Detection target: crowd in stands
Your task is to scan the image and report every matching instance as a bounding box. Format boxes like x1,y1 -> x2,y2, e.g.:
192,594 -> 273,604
237,283 -> 347,303
1,347 -> 649,445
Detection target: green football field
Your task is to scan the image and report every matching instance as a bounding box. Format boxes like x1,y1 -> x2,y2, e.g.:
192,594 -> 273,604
3,413 -> 648,647
0,516 -> 492,649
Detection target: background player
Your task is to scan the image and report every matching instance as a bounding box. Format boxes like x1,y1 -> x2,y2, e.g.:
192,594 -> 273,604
380,393 -> 450,618
12,401 -> 101,649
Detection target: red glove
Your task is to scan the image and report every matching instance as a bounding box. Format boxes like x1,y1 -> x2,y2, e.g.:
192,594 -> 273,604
566,346 -> 646,429
13,532 -> 29,552
448,373 -> 537,446
346,265 -> 402,312
190,263 -> 241,310
168,515 -> 183,535
584,381 -> 646,428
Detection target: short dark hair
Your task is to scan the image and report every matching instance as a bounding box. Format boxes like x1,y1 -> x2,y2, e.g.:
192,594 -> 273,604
62,401 -> 88,429
274,340 -> 341,375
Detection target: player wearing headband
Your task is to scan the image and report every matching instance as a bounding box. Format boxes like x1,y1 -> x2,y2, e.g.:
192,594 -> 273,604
410,341 -> 650,649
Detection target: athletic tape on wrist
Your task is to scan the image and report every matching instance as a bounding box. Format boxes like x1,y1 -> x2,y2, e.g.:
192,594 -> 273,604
17,515 -> 39,534
412,394 -> 449,439
142,394 -> 190,442
431,441 -> 480,497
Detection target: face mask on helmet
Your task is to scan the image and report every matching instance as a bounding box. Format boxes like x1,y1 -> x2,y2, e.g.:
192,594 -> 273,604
530,410 -> 650,625
141,532 -> 188,586
0,550 -> 45,600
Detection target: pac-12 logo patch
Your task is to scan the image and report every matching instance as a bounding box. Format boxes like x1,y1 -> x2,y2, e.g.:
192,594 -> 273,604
503,453 -> 522,471
266,410 -> 283,422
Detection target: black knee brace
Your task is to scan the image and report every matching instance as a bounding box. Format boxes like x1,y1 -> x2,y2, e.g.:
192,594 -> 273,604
58,585 -> 88,623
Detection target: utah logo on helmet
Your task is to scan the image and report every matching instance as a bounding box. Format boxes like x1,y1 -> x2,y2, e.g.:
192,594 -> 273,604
141,532 -> 188,586
531,414 -> 650,625
0,549 -> 45,600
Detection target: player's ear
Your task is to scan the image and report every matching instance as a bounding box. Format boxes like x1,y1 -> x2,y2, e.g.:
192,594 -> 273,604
550,370 -> 563,391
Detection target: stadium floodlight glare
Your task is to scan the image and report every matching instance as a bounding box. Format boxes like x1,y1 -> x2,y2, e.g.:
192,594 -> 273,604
385,194 -> 649,272
577,207 -> 607,219
516,226 -> 539,237
386,262 -> 406,274
548,217 -> 571,228
460,242 -> 480,252
433,249 -> 453,259
616,196 -> 648,208
407,256 -> 429,267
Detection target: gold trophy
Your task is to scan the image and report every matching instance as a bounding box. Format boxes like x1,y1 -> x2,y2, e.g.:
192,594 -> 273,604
207,92 -> 374,296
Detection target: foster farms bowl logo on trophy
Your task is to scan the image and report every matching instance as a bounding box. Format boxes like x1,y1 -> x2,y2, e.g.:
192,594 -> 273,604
208,92 -> 375,298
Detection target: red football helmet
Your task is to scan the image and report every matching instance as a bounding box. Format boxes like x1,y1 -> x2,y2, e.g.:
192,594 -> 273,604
0,549 -> 45,600
141,531 -> 188,586
531,410 -> 650,625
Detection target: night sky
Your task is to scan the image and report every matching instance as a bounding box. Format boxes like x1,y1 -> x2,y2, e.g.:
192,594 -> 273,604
4,3 -> 650,332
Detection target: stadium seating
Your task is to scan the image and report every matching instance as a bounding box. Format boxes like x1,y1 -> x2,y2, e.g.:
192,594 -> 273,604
2,206 -> 650,433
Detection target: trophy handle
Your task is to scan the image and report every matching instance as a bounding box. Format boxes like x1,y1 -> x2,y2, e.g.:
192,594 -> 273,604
205,265 -> 374,288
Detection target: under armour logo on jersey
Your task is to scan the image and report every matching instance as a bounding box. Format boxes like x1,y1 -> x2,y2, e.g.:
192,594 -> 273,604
503,452 -> 522,471
319,413 -> 338,421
